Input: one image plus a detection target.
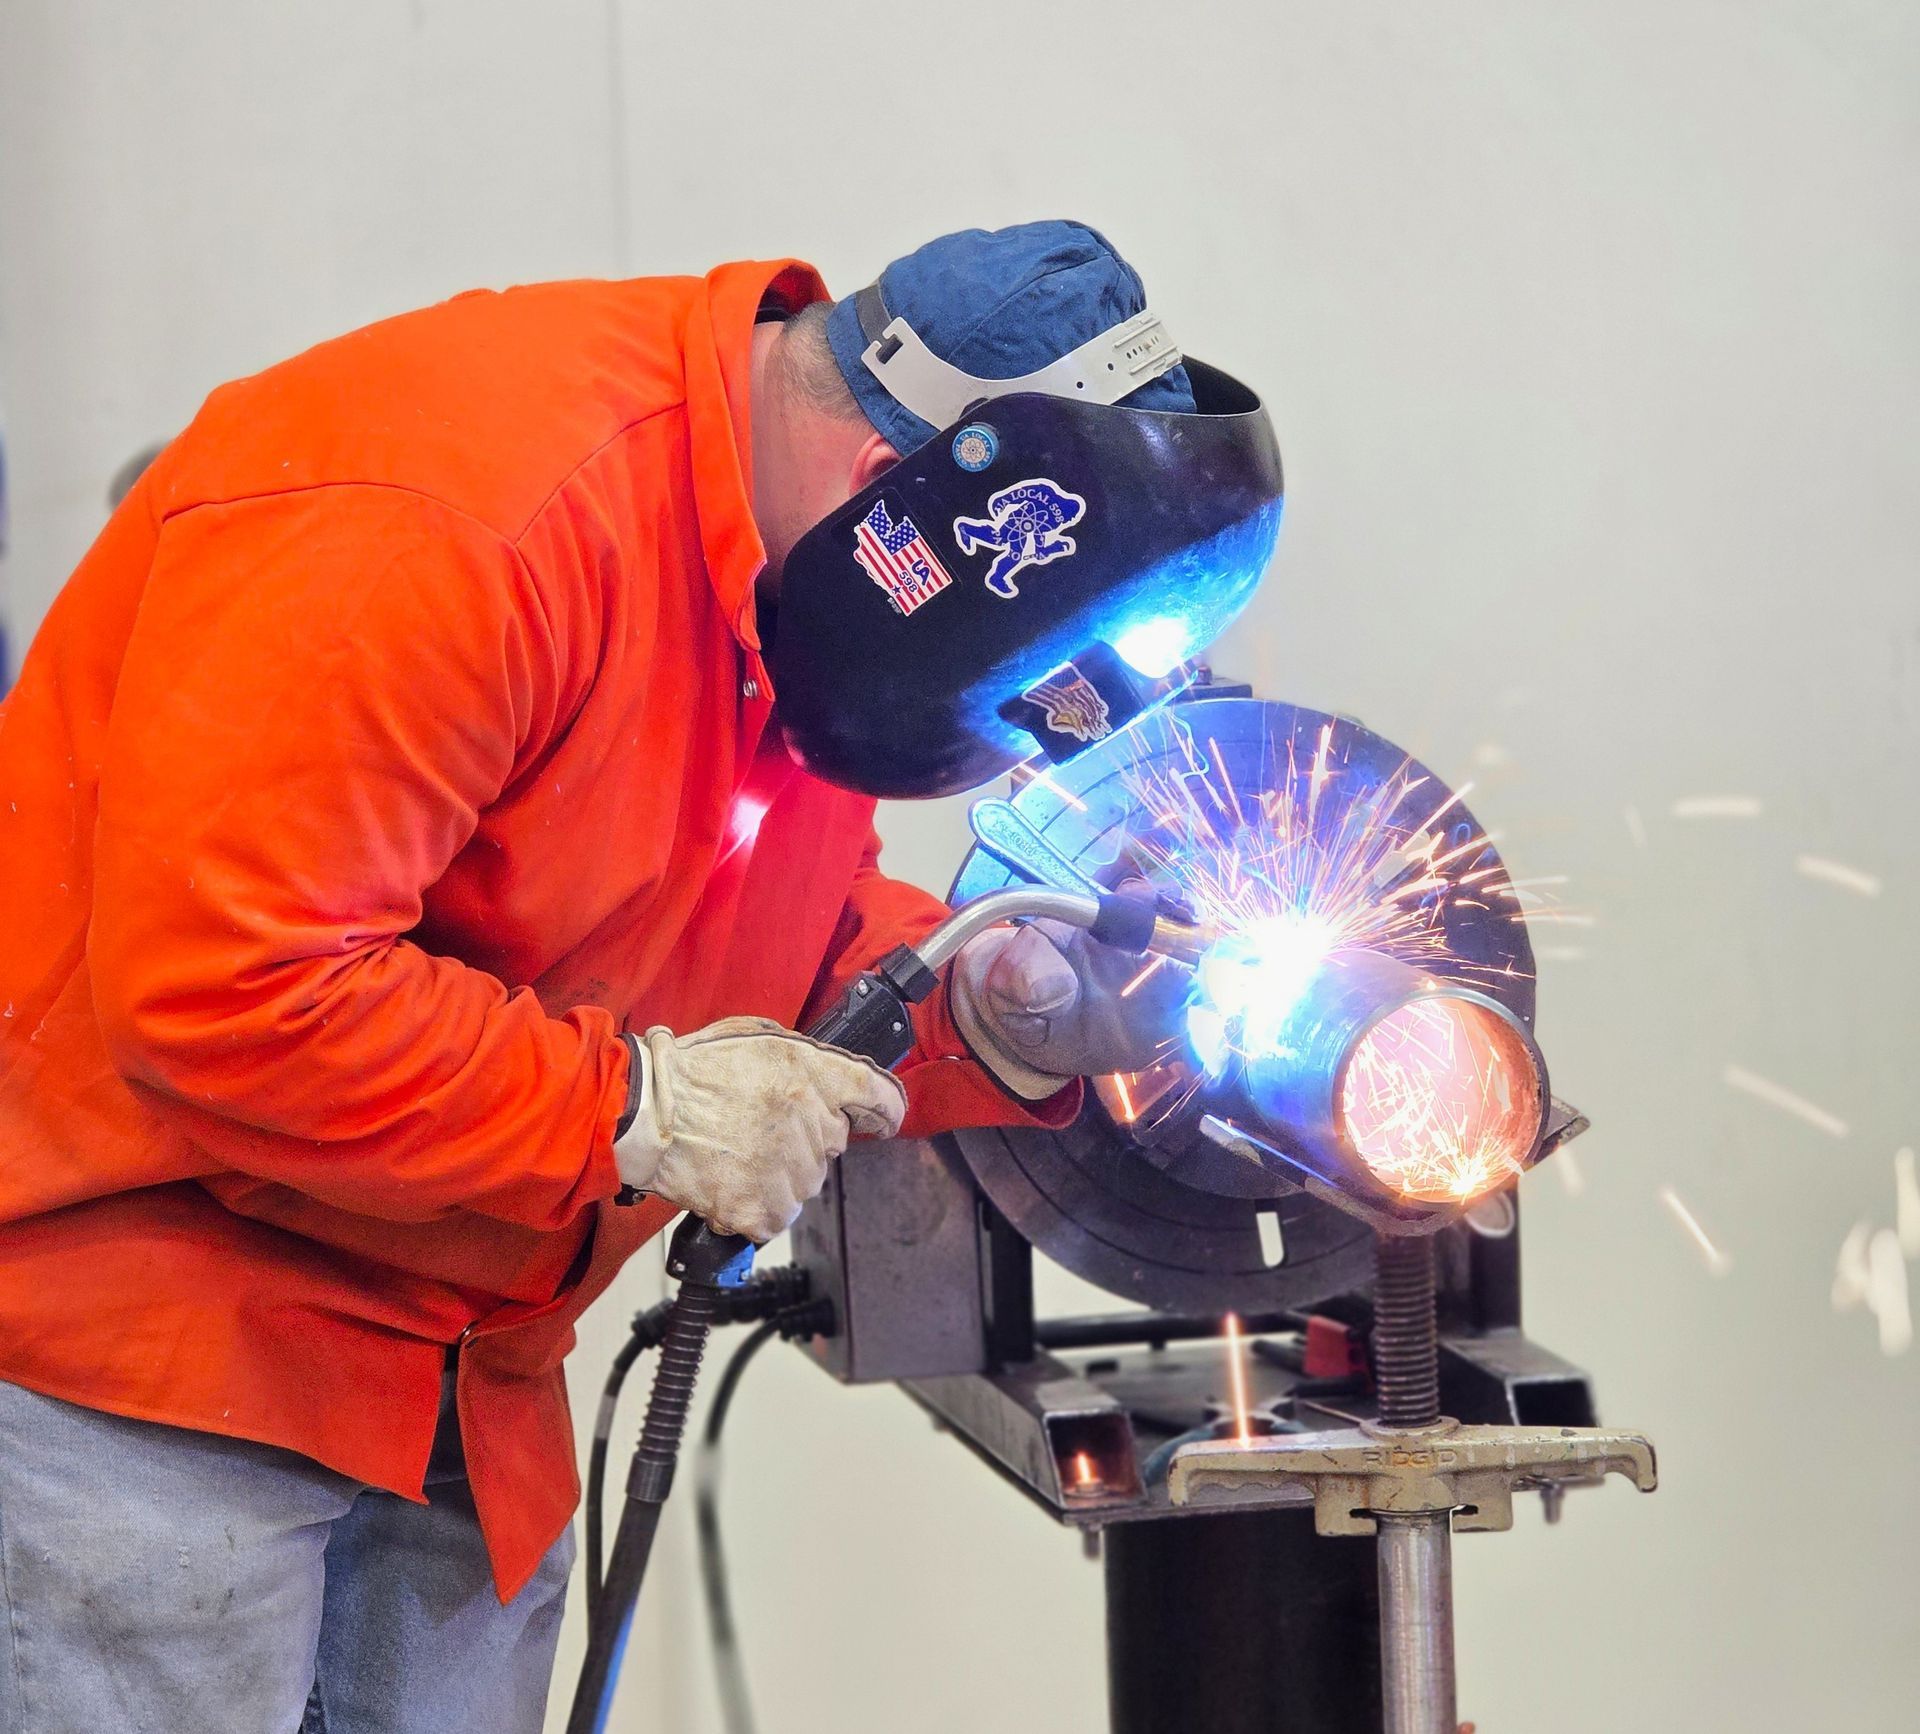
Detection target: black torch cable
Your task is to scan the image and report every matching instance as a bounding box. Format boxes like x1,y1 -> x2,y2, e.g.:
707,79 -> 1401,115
584,1269 -> 811,1616
694,1318 -> 781,1734
584,1308 -> 668,1616
568,1284 -> 722,1734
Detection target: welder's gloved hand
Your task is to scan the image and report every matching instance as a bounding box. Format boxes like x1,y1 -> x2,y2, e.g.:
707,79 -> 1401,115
614,1018 -> 907,1243
949,881 -> 1193,1099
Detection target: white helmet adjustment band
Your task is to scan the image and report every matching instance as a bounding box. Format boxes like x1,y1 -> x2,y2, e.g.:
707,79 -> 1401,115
850,282 -> 1184,434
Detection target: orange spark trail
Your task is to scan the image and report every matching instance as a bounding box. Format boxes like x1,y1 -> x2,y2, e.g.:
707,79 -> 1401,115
1014,762 -> 1089,813
1722,1064 -> 1849,1139
1795,854 -> 1883,898
1659,1186 -> 1732,1275
1223,1313 -> 1253,1445
1121,954 -> 1172,998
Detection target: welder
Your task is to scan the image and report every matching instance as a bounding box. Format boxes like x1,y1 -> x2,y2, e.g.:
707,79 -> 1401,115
0,220 -> 1278,1732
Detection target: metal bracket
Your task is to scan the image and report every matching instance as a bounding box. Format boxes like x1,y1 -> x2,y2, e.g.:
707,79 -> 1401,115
1167,1418 -> 1658,1536
906,1352 -> 1144,1514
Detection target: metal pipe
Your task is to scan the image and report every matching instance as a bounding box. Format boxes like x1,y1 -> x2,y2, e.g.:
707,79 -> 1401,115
1240,951 -> 1550,1211
1376,1513 -> 1458,1734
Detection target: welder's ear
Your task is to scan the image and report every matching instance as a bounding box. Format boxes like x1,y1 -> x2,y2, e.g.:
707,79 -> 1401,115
848,431 -> 900,496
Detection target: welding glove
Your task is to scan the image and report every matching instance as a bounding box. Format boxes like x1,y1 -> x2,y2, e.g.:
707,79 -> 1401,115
949,881 -> 1194,1099
613,1018 -> 907,1243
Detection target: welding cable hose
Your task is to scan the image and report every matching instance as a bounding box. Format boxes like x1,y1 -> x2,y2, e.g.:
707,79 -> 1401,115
573,886 -> 1198,1728
695,1319 -> 781,1734
583,1266 -> 816,1618
689,1289 -> 835,1734
568,1282 -> 723,1734
904,883 -> 1213,973
584,1300 -> 673,1614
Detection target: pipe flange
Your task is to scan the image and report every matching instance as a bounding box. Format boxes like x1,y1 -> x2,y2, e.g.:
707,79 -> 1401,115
945,695 -> 1544,1311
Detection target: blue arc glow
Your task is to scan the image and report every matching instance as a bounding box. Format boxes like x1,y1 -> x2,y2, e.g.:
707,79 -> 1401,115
1112,614 -> 1193,680
1191,914 -> 1340,1072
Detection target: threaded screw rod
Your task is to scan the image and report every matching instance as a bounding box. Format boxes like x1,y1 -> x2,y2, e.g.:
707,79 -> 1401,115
1368,1231 -> 1456,1734
1371,1232 -> 1441,1430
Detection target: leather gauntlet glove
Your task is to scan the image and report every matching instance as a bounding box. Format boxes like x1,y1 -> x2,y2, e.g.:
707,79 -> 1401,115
613,1017 -> 907,1243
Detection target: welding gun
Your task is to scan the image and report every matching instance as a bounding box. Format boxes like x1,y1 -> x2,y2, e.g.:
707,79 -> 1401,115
567,885 -> 1213,1734
806,884 -> 1215,1068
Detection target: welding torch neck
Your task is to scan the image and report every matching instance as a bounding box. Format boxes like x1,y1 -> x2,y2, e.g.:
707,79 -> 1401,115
1145,912 -> 1217,967
812,887 -> 1206,1078
909,887 -> 1216,976
911,888 -> 1098,972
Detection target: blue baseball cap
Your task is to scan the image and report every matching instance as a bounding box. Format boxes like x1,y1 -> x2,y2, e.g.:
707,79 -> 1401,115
825,220 -> 1196,456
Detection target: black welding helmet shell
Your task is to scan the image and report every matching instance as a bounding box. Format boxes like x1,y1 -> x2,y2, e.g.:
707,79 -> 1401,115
772,359 -> 1284,798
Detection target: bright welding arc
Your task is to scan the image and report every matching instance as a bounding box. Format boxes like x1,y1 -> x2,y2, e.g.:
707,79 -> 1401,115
1113,710 -> 1544,1202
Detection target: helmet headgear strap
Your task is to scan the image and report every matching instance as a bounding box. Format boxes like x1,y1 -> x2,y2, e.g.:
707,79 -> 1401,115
850,282 -> 1184,433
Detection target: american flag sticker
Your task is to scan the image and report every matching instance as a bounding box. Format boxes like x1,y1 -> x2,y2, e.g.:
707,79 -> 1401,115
851,494 -> 955,617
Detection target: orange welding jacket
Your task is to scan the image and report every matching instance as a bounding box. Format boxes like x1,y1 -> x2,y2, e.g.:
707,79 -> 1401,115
0,259 -> 1075,1600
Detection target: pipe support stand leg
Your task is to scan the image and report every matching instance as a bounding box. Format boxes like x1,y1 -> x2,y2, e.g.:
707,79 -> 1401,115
1376,1510 -> 1457,1734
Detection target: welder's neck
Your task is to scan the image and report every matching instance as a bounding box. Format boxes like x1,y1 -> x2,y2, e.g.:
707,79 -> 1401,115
747,322 -> 893,603
747,322 -> 789,601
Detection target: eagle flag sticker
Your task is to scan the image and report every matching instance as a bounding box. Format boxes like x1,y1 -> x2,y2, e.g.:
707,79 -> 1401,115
998,642 -> 1151,765
1021,663 -> 1113,744
852,493 -> 955,617
952,478 -> 1087,600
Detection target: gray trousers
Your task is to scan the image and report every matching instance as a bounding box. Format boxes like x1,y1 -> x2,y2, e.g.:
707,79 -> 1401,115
0,1376 -> 573,1733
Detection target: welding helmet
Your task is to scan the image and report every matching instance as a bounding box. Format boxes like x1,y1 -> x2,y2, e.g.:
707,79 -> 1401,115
772,239 -> 1284,799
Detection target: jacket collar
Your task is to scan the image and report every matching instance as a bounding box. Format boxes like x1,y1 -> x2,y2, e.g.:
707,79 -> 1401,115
682,258 -> 830,653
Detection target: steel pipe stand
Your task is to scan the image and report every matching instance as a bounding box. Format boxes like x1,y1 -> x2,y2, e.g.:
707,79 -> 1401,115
1165,1418 -> 1658,1535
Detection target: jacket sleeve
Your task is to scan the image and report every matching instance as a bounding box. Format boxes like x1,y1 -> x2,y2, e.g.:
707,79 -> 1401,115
88,486 -> 626,1229
803,829 -> 1081,1137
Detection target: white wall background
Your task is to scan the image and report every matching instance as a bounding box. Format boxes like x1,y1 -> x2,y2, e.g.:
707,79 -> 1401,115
4,2 -> 1917,1729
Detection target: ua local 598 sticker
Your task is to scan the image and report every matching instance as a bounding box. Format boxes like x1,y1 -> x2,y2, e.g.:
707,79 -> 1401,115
851,493 -> 955,616
952,478 -> 1086,600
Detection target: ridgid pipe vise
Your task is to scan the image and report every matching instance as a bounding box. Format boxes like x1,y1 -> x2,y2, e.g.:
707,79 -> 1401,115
789,686 -> 1657,1734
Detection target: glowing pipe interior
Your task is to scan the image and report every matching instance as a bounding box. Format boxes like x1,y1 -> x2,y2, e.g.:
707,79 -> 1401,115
1221,947 -> 1547,1209
1337,991 -> 1543,1204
